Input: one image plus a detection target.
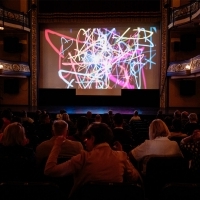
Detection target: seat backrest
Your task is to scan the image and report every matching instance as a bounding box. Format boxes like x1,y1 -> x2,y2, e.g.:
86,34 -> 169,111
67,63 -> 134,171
0,181 -> 67,200
143,155 -> 189,182
161,182 -> 200,200
141,155 -> 189,200
72,182 -> 145,200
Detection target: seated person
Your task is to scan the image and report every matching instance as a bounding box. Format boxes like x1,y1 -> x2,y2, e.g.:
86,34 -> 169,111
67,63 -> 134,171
36,120 -> 83,169
180,129 -> 200,180
129,110 -> 141,123
112,113 -> 135,153
44,123 -> 141,199
0,122 -> 36,181
183,113 -> 200,136
168,118 -> 188,144
156,109 -> 164,120
68,116 -> 89,147
61,113 -> 76,136
0,108 -> 13,133
56,109 -> 66,120
129,119 -> 183,172
20,110 -> 34,124
35,113 -> 53,143
94,114 -> 102,124
86,111 -> 95,124
181,111 -> 189,131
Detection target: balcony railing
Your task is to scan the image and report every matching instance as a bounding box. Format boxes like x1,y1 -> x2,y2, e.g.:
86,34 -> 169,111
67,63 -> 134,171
0,6 -> 30,32
167,54 -> 200,78
168,1 -> 200,29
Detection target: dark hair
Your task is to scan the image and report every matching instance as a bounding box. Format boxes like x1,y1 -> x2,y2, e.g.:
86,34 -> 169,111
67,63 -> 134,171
84,123 -> 113,145
1,108 -> 13,120
77,116 -> 89,132
39,113 -> 49,123
172,118 -> 182,132
113,113 -> 123,125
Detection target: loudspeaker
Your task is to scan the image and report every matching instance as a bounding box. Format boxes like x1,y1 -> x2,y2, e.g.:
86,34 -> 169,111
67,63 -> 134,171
180,34 -> 196,52
4,79 -> 19,94
173,41 -> 180,52
180,79 -> 196,96
3,37 -> 23,53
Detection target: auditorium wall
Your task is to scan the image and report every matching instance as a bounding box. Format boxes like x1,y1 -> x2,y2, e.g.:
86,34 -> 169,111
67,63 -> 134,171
0,0 -> 29,106
168,30 -> 200,108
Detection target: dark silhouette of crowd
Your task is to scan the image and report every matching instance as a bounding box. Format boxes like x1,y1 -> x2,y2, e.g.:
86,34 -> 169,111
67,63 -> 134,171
0,107 -> 200,200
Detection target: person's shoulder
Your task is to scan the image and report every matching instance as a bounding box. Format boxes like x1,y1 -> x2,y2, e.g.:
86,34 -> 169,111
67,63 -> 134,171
65,139 -> 83,147
36,140 -> 51,150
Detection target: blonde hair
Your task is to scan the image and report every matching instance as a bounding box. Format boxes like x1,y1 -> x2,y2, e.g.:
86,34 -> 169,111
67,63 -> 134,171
1,122 -> 27,146
149,119 -> 170,140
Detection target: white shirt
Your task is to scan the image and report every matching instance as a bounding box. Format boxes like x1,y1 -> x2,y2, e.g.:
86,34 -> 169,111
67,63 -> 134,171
130,137 -> 183,162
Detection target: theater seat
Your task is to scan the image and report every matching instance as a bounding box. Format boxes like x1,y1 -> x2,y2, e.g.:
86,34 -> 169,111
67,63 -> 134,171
140,155 -> 189,200
0,181 -> 67,200
161,182 -> 200,200
71,182 -> 145,200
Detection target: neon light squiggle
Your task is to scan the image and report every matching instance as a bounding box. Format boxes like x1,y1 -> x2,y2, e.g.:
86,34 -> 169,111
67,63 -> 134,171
45,27 -> 156,89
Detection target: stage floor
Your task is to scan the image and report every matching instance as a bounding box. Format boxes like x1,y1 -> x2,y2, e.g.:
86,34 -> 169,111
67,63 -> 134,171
0,105 -> 200,116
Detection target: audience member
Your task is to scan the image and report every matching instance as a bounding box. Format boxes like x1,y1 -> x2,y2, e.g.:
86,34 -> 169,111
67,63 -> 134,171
181,111 -> 189,131
86,111 -> 95,124
20,110 -> 34,124
156,109 -> 164,120
44,123 -> 141,198
183,113 -> 200,136
56,109 -> 66,120
112,113 -> 135,153
180,129 -> 200,180
35,113 -> 53,143
62,113 -> 76,136
129,119 -> 183,172
36,120 -> 83,170
0,108 -> 13,133
108,110 -> 115,128
0,122 -> 36,181
163,115 -> 173,131
94,114 -> 102,123
33,109 -> 42,126
173,109 -> 181,120
168,118 -> 187,145
129,110 -> 141,123
68,116 -> 89,147
101,113 -> 113,128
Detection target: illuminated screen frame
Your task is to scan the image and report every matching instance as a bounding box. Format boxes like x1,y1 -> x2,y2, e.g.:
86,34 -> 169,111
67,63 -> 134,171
39,22 -> 161,95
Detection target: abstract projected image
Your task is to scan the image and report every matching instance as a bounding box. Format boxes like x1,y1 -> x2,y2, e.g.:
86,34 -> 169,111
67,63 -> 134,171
39,23 -> 160,94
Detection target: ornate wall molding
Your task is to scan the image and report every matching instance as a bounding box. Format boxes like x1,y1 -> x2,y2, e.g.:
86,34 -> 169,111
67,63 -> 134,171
168,1 -> 200,29
167,55 -> 200,77
0,59 -> 30,77
30,0 -> 37,107
160,0 -> 168,108
0,6 -> 30,31
38,12 -> 161,24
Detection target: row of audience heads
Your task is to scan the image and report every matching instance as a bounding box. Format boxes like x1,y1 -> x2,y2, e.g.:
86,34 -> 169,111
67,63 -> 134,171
0,107 -> 199,147
0,117 -> 173,149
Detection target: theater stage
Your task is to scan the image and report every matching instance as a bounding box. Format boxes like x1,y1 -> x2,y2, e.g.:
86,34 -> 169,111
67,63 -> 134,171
0,105 -> 199,117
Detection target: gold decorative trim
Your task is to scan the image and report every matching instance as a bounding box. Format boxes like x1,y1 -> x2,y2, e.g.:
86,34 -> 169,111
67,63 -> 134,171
160,0 -> 168,108
38,12 -> 161,24
30,0 -> 37,107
